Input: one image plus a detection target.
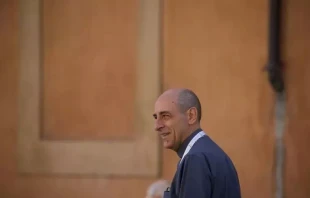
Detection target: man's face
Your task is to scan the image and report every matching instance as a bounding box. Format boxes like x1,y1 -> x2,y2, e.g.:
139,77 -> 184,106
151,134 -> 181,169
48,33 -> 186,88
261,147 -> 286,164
153,95 -> 188,151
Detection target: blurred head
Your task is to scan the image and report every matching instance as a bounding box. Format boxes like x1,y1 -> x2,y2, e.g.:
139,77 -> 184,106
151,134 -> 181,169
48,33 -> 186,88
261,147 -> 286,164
145,180 -> 170,198
153,88 -> 202,151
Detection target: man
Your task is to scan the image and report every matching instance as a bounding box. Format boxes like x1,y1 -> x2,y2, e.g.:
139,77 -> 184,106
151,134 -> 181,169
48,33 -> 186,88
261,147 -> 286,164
153,88 -> 241,198
145,180 -> 170,198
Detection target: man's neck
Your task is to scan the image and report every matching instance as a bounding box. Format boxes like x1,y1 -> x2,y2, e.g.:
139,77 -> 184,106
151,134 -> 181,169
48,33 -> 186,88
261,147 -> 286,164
182,125 -> 201,142
176,126 -> 202,158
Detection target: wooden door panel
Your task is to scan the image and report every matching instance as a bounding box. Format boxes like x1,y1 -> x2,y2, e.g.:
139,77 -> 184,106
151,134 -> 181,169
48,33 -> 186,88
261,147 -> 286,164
283,0 -> 310,197
163,1 -> 275,197
18,0 -> 161,177
42,0 -> 137,140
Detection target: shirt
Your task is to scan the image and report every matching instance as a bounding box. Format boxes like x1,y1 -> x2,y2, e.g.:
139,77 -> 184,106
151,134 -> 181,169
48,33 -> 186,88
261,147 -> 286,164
164,128 -> 241,198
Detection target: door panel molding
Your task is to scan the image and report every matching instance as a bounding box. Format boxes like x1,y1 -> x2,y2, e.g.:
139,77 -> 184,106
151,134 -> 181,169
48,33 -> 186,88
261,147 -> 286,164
18,0 -> 161,176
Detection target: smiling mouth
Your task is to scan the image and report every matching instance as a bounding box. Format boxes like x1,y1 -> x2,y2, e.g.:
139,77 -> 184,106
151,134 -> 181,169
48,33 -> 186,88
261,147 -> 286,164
160,132 -> 170,139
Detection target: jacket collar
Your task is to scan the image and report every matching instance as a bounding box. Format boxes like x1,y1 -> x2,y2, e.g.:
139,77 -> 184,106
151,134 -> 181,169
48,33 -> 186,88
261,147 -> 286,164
177,128 -> 202,158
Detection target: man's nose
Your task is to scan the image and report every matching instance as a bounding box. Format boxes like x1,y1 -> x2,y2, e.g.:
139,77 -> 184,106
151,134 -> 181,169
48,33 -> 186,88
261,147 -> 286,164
154,119 -> 164,131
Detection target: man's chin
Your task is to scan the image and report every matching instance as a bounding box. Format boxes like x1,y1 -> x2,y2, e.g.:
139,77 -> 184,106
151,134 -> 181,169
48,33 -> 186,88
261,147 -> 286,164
163,140 -> 174,149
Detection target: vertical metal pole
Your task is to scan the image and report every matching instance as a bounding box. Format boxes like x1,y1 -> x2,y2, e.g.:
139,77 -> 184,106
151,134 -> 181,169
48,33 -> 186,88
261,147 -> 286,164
275,93 -> 285,198
266,0 -> 285,197
266,0 -> 284,93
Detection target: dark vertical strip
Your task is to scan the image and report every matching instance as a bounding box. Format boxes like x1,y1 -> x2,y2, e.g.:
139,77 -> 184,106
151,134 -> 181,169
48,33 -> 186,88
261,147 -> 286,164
266,1 -> 286,198
266,0 -> 284,93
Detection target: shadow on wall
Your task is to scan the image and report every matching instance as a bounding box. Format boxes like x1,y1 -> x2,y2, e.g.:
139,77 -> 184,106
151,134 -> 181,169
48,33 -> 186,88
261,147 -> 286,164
145,180 -> 170,198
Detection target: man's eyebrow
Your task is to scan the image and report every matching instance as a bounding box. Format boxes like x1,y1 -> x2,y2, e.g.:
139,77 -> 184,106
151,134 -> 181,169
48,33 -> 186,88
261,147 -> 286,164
159,111 -> 170,115
153,111 -> 171,118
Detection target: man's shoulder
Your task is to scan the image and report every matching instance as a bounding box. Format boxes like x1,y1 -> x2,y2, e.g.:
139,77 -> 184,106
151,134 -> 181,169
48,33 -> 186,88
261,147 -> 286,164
182,152 -> 207,163
185,149 -> 226,165
180,151 -> 219,169
191,135 -> 229,158
186,136 -> 238,172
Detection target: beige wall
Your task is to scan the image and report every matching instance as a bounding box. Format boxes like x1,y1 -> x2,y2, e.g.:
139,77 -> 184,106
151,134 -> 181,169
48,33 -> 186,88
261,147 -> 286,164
283,0 -> 310,197
0,0 -> 309,198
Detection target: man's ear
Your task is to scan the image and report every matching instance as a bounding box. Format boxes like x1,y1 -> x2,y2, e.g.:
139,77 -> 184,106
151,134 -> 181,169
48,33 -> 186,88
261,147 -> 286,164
187,107 -> 198,124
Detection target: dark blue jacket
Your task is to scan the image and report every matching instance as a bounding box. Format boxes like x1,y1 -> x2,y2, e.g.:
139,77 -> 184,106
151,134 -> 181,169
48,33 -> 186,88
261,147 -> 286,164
164,129 -> 241,198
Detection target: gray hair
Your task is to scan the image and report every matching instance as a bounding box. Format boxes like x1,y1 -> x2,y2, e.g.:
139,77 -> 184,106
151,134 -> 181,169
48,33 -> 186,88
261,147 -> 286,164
177,89 -> 202,122
145,180 -> 170,198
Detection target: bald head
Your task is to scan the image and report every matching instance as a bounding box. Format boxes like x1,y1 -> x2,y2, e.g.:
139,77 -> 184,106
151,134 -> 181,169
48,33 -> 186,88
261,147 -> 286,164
154,88 -> 202,150
177,89 -> 202,122
159,88 -> 202,122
